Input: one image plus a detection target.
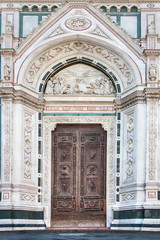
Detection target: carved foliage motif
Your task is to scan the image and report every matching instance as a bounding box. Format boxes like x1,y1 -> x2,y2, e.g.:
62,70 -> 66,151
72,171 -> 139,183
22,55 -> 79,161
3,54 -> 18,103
3,103 -> 11,182
65,17 -> 92,31
148,103 -> 157,181
24,41 -> 134,88
46,26 -> 65,39
91,26 -> 110,39
45,64 -> 115,96
24,112 -> 33,179
125,112 -> 135,181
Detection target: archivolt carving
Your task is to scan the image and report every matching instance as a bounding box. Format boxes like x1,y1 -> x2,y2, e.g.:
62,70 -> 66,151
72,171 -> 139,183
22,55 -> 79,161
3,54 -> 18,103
43,116 -> 115,208
24,41 -> 134,89
45,64 -> 115,95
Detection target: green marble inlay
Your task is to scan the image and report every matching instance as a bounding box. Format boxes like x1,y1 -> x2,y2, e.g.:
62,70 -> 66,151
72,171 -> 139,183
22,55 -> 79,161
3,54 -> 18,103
0,210 -> 43,220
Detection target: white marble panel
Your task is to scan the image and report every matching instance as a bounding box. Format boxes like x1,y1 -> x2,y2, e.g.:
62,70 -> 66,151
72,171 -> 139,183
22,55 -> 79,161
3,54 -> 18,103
121,16 -> 137,38
23,15 -> 38,37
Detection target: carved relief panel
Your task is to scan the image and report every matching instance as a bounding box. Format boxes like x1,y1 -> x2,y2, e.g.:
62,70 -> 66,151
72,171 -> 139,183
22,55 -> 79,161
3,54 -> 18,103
45,64 -> 115,96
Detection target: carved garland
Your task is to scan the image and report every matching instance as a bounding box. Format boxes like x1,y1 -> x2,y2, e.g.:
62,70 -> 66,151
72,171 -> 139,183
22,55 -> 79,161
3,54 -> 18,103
125,112 -> 135,182
24,112 -> 33,180
148,102 -> 157,181
3,102 -> 11,182
43,116 -> 115,221
24,41 -> 134,88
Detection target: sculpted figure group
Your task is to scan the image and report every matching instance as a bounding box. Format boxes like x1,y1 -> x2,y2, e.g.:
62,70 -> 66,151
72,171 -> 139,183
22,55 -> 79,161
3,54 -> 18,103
46,70 -> 115,96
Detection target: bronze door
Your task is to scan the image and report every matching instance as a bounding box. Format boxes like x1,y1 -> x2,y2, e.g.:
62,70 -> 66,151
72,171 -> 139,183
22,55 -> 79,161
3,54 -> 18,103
51,124 -> 106,227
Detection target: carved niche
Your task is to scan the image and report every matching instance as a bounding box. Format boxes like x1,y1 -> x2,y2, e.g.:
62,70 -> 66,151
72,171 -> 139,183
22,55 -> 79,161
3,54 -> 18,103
45,64 -> 115,96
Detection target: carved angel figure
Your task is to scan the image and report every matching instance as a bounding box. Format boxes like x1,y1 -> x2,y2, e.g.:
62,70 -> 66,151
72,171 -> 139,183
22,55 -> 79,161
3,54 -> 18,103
4,63 -> 11,80
6,21 -> 13,34
147,21 -> 156,34
149,64 -> 157,81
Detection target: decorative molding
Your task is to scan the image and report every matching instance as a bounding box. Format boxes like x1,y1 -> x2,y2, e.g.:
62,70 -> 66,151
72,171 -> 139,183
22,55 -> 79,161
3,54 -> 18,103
144,49 -> 160,56
45,26 -> 65,39
121,192 -> 136,202
124,111 -> 135,183
0,88 -> 44,111
2,192 -> 10,201
148,102 -> 157,181
3,102 -> 11,182
24,112 -> 33,180
20,193 -> 36,202
24,41 -> 134,89
45,105 -> 114,112
91,26 -> 110,39
148,191 -> 156,199
65,17 -> 92,31
116,90 -> 146,111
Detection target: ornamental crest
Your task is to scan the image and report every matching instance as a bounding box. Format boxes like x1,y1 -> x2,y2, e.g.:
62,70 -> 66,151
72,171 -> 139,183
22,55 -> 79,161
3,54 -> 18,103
65,17 -> 91,31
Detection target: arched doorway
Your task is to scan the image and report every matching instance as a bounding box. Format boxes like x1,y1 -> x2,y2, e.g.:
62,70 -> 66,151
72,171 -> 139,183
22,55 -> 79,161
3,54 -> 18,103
42,62 -> 117,228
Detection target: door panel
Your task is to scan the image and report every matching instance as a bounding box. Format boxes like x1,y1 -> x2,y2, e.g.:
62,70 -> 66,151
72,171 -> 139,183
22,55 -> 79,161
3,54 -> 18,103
51,124 -> 106,227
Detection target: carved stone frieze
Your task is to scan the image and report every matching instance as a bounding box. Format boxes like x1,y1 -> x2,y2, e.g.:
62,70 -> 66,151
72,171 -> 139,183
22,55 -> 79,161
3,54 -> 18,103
24,41 -> 135,89
45,64 -> 115,96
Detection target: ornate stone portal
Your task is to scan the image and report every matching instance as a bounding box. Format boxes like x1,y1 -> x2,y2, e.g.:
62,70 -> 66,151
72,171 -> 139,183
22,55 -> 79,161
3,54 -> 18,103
43,116 -> 115,227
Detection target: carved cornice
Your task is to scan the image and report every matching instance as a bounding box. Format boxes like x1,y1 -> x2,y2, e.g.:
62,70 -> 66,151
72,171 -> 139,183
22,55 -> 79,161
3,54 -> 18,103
144,49 -> 160,56
0,48 -> 16,55
116,88 -> 160,110
1,87 -> 160,111
144,88 -> 160,100
115,90 -> 146,111
0,87 -> 44,110
0,0 -> 159,3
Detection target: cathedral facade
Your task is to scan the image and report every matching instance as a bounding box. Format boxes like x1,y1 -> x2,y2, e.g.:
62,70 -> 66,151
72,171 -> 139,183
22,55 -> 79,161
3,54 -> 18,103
0,0 -> 160,231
